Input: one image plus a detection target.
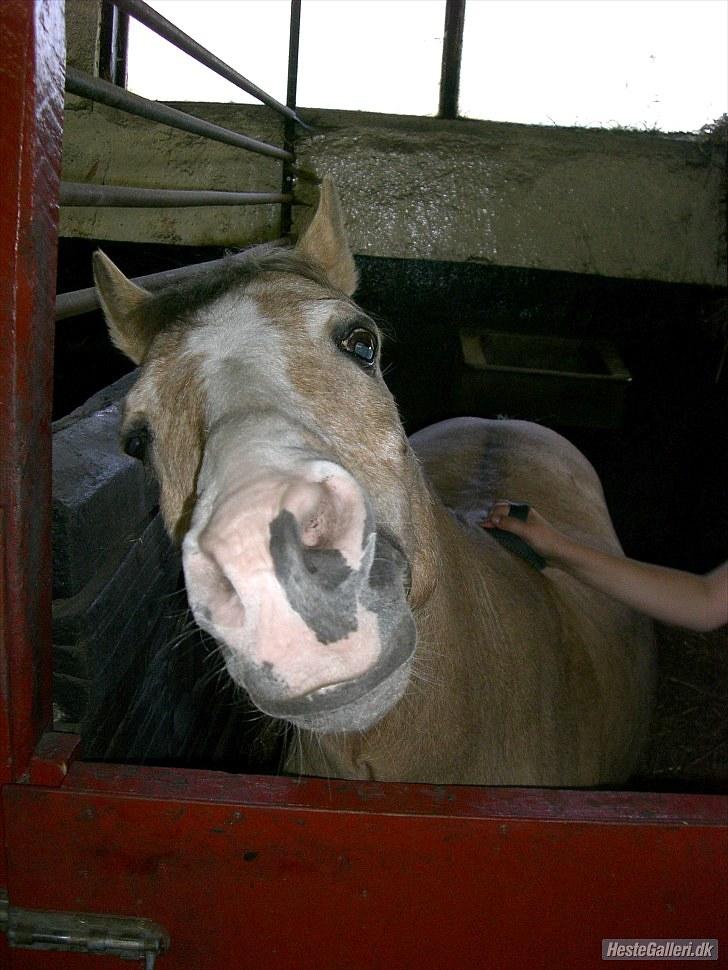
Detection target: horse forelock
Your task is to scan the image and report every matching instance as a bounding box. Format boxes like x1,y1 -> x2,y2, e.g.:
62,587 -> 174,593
131,244 -> 344,340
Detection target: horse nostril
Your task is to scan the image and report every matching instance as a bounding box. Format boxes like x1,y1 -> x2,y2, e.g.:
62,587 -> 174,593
270,509 -> 356,594
300,509 -> 327,549
269,508 -> 360,645
184,541 -> 247,632
282,481 -> 333,549
280,471 -> 371,572
212,572 -> 246,629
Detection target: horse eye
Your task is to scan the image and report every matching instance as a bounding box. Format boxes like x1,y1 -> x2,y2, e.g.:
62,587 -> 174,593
123,428 -> 149,461
339,327 -> 378,367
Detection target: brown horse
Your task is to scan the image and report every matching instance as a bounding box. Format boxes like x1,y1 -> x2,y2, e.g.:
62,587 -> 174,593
94,178 -> 653,786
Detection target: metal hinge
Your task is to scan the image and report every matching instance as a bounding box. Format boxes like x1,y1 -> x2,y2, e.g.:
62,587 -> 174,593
0,889 -> 170,968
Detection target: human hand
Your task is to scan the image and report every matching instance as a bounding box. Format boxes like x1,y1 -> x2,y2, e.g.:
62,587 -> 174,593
481,501 -> 570,563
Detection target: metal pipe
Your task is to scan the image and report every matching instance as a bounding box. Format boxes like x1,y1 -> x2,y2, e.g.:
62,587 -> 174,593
281,0 -> 302,237
112,0 -> 309,129
286,0 -> 302,121
99,0 -> 129,86
60,182 -> 292,208
438,0 -> 466,119
55,241 -> 286,321
65,66 -> 293,161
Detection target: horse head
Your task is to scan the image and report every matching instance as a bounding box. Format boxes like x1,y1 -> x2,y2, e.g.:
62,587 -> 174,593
94,178 -> 436,734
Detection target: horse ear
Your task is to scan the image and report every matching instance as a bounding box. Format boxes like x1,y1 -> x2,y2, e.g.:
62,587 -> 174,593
93,250 -> 156,365
296,176 -> 358,296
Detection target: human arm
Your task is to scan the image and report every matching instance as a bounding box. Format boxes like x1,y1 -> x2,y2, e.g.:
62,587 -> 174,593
483,501 -> 728,633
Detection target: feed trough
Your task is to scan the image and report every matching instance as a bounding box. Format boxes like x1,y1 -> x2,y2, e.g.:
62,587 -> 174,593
458,330 -> 631,428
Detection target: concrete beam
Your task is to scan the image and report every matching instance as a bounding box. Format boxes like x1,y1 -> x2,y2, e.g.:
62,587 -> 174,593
294,111 -> 726,287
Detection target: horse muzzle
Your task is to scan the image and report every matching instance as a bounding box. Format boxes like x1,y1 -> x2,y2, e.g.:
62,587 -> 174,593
182,458 -> 416,731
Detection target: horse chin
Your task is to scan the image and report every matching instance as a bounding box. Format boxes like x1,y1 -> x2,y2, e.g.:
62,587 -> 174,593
267,659 -> 414,735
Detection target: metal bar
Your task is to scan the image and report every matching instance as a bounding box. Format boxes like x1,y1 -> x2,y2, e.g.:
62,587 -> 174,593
0,891 -> 170,964
65,66 -> 293,161
113,0 -> 309,129
281,0 -> 302,237
438,0 -> 466,119
285,0 -> 302,114
60,182 -> 292,208
55,242 -> 285,321
99,0 -> 129,86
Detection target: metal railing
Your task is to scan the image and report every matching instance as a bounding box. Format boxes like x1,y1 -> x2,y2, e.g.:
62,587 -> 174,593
65,66 -> 294,161
111,0 -> 307,128
57,0 -> 467,318
60,183 -> 292,208
58,0 -> 304,319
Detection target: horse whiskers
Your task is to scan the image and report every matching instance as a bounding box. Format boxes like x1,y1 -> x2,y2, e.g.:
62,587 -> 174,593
283,723 -> 303,776
257,714 -> 288,741
161,627 -> 203,655
409,649 -> 440,675
156,587 -> 189,604
195,663 -> 230,694
407,635 -> 444,684
315,729 -> 335,786
157,607 -> 191,628
200,642 -> 225,664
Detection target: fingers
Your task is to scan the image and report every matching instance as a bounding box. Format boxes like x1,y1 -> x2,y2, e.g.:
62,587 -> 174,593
480,501 -> 565,564
482,500 -> 529,532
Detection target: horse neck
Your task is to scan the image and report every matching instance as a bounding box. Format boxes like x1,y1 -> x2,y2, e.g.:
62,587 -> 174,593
412,497 -> 500,629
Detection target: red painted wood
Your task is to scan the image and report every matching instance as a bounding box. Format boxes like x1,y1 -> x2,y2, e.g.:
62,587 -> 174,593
61,761 -> 728,826
28,732 -> 82,787
4,769 -> 727,970
0,0 -> 65,784
0,794 -> 9,969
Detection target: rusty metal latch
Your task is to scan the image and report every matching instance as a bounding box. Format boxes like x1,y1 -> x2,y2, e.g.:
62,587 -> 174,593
0,889 -> 170,968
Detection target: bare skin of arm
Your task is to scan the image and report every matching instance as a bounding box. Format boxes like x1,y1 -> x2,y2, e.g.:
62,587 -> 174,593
483,502 -> 728,633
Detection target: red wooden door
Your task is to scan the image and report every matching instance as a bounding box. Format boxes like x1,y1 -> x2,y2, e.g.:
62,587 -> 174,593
5,763 -> 727,970
1,4 -> 726,969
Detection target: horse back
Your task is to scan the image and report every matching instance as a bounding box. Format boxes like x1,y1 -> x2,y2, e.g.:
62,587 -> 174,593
410,416 -> 620,554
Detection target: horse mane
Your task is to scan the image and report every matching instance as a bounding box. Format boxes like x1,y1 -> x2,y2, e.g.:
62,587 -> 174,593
137,243 -> 340,333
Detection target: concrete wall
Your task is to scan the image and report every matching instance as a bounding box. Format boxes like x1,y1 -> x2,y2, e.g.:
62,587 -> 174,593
61,100 -> 285,247
62,1 -> 726,286
65,0 -> 101,76
294,111 -> 726,286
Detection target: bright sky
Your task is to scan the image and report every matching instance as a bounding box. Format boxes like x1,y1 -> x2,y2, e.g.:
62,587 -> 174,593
127,0 -> 728,132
